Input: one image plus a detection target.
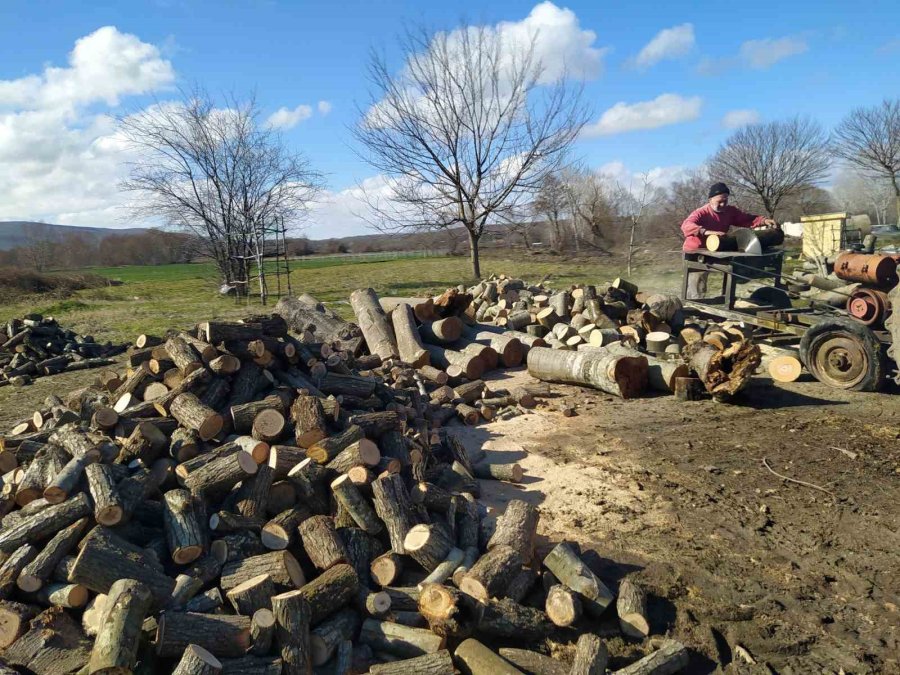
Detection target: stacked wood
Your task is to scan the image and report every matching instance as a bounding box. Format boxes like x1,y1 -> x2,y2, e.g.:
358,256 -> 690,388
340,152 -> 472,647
0,314 -> 126,387
0,298 -> 695,674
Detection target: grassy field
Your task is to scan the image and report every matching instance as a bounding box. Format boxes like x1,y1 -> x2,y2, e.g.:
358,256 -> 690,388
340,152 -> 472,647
0,251 -> 684,343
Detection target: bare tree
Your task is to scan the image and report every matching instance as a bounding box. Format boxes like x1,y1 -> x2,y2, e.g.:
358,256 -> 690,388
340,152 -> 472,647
661,167 -> 709,232
709,118 -> 831,218
532,175 -> 569,252
560,167 -> 616,252
353,24 -> 589,277
832,170 -> 896,225
613,174 -> 664,276
119,89 -> 323,294
21,227 -> 56,272
832,99 -> 900,228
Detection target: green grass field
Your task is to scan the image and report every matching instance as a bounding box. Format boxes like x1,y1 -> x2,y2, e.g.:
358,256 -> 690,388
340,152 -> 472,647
0,251 -> 683,343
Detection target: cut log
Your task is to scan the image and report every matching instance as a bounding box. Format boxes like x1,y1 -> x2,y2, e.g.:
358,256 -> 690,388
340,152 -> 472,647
570,633 -> 608,675
350,288 -> 398,360
251,409 -> 286,443
220,551 -> 305,591
270,590 -> 313,675
249,608 -> 276,656
424,344 -> 484,380
170,427 -> 201,463
286,458 -> 332,515
487,500 -> 538,563
418,582 -> 478,639
296,563 -> 359,625
88,578 -> 153,674
473,462 -> 524,483
298,515 -> 348,570
307,425 -> 364,464
459,545 -> 523,603
370,552 -> 404,587
455,638 -> 524,675
173,644 -> 223,675
420,318 -> 463,345
2,606 -> 93,675
368,650 -> 455,675
290,395 -> 328,449
527,347 -> 647,399
171,393 -> 224,441
0,600 -> 40,649
685,339 -> 761,399
391,303 -> 430,368
0,545 -> 38,599
404,523 -> 453,572
476,598 -> 553,641
183,450 -> 258,500
17,517 -> 88,592
260,507 -> 310,550
166,336 -> 204,374
275,296 -> 361,342
163,488 -> 207,565
614,640 -> 688,675
545,583 -> 582,627
358,618 -> 445,659
234,452 -> 275,522
0,491 -> 91,553
769,354 -> 803,383
616,578 -> 650,638
418,547 -> 465,590
372,474 -> 415,554
331,474 -> 382,535
82,464 -> 124,527
310,607 -> 359,666
497,648 -> 568,675
156,612 -> 252,658
542,542 -> 614,616
325,438 -> 380,474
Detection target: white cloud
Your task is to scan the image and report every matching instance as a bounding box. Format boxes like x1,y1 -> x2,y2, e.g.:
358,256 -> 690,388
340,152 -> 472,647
0,27 -> 175,227
583,93 -> 702,136
305,176 -> 389,239
493,1 -> 609,83
722,109 -> 760,129
317,100 -> 333,116
265,104 -> 313,130
632,23 -> 694,69
598,161 -> 686,189
739,36 -> 808,69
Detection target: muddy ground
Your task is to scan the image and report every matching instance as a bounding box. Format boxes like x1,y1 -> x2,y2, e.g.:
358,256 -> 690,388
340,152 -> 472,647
1,359 -> 898,674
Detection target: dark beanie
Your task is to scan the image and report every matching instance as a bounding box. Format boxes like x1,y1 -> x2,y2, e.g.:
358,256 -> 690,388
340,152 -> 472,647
708,182 -> 730,199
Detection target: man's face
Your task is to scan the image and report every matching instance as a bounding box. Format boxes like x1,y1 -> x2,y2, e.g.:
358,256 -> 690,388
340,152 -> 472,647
709,194 -> 729,212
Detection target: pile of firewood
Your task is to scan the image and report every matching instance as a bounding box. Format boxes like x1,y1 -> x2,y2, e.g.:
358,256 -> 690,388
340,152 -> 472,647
0,314 -> 127,388
0,296 -> 693,674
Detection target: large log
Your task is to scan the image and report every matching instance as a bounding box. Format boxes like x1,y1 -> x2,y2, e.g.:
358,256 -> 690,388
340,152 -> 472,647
2,607 -> 93,675
156,612 -> 252,658
460,545 -> 523,603
275,296 -> 361,342
368,650 -> 455,675
545,584 -> 582,627
87,578 -> 153,674
350,288 -> 398,360
685,339 -> 761,400
331,474 -> 382,535
372,474 -> 415,554
271,589 -> 312,675
391,303 -> 430,368
527,347 -> 647,398
296,563 -> 359,625
290,395 -> 328,449
487,500 -> 538,563
310,608 -> 359,666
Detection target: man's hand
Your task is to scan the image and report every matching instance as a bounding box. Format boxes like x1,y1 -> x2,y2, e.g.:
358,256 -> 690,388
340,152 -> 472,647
761,218 -> 779,229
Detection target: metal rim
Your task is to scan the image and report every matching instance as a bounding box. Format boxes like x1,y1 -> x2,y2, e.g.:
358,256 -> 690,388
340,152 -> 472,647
807,332 -> 870,389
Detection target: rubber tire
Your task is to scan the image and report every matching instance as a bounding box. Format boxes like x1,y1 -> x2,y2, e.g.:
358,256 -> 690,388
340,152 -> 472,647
799,318 -> 887,392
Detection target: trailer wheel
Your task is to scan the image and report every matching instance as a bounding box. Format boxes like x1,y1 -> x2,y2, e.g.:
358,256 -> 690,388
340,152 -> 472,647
799,319 -> 887,391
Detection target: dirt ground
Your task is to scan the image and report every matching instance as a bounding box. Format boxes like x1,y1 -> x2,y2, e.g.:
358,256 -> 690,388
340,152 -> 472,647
449,362 -> 900,674
1,357 -> 897,674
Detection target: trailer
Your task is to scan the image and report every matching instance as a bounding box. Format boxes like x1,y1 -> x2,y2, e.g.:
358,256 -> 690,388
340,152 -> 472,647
680,247 -> 897,392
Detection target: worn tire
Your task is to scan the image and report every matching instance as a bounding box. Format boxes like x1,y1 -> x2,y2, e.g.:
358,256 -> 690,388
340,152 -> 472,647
800,318 -> 887,392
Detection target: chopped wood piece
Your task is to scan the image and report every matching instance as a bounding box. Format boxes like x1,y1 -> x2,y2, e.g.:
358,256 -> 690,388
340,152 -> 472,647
570,634 -> 607,675
368,650 -> 455,675
3,607 -> 93,675
350,288 -> 398,361
371,552 -> 404,587
271,589 -> 312,675
487,499 -> 538,563
157,612 -> 252,658
614,640 -> 688,675
260,506 -> 310,550
0,491 -> 91,553
372,474 -> 415,554
296,563 -> 359,625
307,425 -> 364,464
171,393 -> 224,441
616,578 -> 650,638
220,551 -> 305,591
404,523 -> 453,572
498,648 -> 568,675
418,582 -> 478,639
88,578 -> 153,675
84,463 -> 124,526
290,395 -> 328,449
0,545 -> 38,599
0,600 -> 40,649
473,462 -> 524,483
163,488 -> 207,565
331,474 -> 382,535
460,545 -> 523,603
17,516 -> 88,592
542,542 -> 614,616
173,644 -> 224,675
455,638 -> 524,675
298,515 -> 348,570
310,608 -> 359,666
226,573 -> 275,615
359,618 -> 446,658
476,598 -> 553,640
325,438 -> 380,474
249,608 -> 275,656
391,303 -> 430,368
545,583 -> 582,627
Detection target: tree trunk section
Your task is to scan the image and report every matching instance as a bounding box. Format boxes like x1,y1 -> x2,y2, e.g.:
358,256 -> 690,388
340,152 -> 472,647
0,491 -> 91,553
249,608 -> 275,656
88,578 -> 153,674
459,545 -> 523,603
391,304 -> 430,368
545,583 -> 582,627
307,425 -> 364,464
487,500 -> 538,563
358,618 -> 445,659
172,644 -> 223,675
350,288 -> 398,361
570,633 -> 608,675
616,578 -> 650,638
17,516 -> 88,593
418,583 -> 478,639
404,524 -> 453,572
156,612 -> 251,658
613,640 -> 688,675
226,573 -> 274,615
541,542 -> 614,616
497,648 -> 568,675
290,395 -> 328,449
296,563 -> 358,625
369,650 -> 455,675
527,347 -> 647,399
271,589 -> 312,675
309,607 -> 359,666
331,474 -> 382,535
372,474 -> 415,554
171,393 -> 224,441
455,638 -> 523,675
220,551 -> 305,591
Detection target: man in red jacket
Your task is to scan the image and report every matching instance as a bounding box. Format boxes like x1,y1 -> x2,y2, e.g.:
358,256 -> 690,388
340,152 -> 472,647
681,182 -> 778,298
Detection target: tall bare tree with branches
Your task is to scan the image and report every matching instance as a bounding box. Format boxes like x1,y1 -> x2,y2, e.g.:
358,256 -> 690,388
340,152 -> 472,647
353,24 -> 589,277
532,174 -> 569,252
832,99 -> 900,228
119,89 -> 323,294
709,118 -> 831,219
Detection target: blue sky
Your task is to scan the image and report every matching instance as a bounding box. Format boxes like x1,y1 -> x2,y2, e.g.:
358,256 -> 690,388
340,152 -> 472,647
1,0 -> 898,238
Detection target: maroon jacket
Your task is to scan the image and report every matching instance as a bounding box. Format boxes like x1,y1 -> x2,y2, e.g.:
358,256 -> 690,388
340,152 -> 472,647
680,204 -> 766,251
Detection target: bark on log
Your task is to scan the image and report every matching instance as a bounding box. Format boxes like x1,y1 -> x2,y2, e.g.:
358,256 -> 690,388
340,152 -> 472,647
183,450 -> 258,500
473,462 -> 524,483
418,582 -> 478,639
605,343 -> 688,393
260,506 -> 310,550
220,551 -> 305,591
275,296 -> 361,342
685,340 -> 761,400
570,634 -> 608,675
460,545 -> 523,603
296,563 -> 358,625
286,458 -> 333,515
307,425 -> 364,464
0,491 -> 91,553
17,516 -> 88,592
616,578 -> 650,638
84,463 -> 124,526
454,638 -> 524,675
71,526 -> 176,609
163,488 -> 207,564
166,336 -> 204,374
419,318 -> 463,345
424,345 -> 484,380
0,600 -> 40,649
370,552 -> 404,588
171,393 -> 224,441
249,608 -> 275,656
298,515 -> 348,570
372,474 -> 415,554
391,304 -> 430,368
2,607 -> 93,675
476,598 -> 553,641
542,542 -> 614,616
613,640 -> 688,675
270,589 -> 312,675
350,288 -> 398,360
309,607 -> 359,666
358,618 -> 445,659
487,500 -> 538,563
156,612 -> 252,658
0,545 -> 37,599
88,578 -> 153,675
331,474 -> 382,535
325,439 -> 380,474
527,347 -> 647,399
290,395 -> 328,449
497,648 -> 568,675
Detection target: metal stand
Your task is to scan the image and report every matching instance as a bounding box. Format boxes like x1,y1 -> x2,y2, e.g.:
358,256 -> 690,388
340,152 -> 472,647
681,249 -> 785,309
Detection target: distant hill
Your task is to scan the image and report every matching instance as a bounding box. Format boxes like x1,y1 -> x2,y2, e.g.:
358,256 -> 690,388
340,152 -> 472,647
0,222 -> 148,251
